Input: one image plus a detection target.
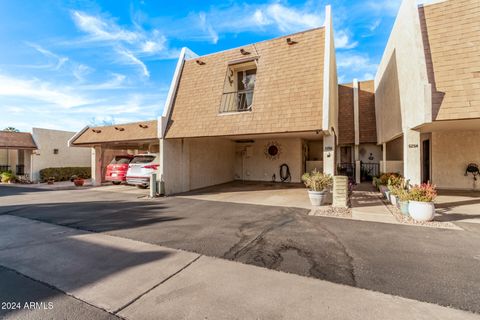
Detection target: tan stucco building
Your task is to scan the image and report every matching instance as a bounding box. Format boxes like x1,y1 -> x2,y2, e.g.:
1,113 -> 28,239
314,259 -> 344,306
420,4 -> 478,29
0,128 -> 91,182
158,6 -> 339,195
375,0 -> 480,190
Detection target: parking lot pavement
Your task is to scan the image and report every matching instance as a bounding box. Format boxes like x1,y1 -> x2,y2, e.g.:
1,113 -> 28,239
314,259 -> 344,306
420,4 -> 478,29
1,214 -> 478,320
1,185 -> 480,314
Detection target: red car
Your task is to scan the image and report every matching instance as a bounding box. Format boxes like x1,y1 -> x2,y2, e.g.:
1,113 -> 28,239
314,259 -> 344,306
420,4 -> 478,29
105,155 -> 134,184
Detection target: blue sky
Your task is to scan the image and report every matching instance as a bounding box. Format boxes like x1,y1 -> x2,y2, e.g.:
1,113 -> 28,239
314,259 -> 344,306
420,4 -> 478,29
0,0 -> 401,132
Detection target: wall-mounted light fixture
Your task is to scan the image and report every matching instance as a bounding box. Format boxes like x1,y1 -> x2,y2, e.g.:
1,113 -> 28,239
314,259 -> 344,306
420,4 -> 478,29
196,60 -> 205,65
286,37 -> 297,45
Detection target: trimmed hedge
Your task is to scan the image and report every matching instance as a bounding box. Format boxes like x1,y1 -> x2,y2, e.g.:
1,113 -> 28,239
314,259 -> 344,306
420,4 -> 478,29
39,167 -> 91,182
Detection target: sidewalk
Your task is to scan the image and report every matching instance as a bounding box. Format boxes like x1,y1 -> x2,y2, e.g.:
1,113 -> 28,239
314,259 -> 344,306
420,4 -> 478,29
350,183 -> 399,224
0,214 -> 477,320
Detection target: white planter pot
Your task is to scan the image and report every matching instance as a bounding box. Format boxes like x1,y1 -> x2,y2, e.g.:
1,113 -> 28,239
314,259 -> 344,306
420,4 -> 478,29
390,194 -> 398,206
385,190 -> 390,201
408,201 -> 435,221
308,190 -> 327,206
379,185 -> 388,195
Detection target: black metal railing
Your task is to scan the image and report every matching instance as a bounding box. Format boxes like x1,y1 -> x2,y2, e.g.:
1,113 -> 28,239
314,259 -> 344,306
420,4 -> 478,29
360,162 -> 380,181
0,165 -> 11,172
16,164 -> 25,176
337,162 -> 355,179
219,89 -> 254,113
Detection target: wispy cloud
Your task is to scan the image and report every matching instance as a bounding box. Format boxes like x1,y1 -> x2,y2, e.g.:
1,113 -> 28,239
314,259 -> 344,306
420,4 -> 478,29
70,10 -> 178,77
337,53 -> 378,81
116,47 -> 149,77
0,73 -> 92,108
335,30 -> 358,49
24,42 -> 69,70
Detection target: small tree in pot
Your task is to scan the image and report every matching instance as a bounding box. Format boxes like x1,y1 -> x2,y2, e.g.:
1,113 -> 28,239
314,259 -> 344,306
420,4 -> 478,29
408,183 -> 437,221
302,169 -> 333,206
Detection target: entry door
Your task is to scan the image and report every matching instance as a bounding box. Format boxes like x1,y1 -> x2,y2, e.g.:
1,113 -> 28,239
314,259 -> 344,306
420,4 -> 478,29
422,140 -> 430,183
340,146 -> 353,163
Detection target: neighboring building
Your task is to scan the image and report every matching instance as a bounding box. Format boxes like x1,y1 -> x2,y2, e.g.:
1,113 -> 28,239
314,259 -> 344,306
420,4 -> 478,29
158,6 -> 338,194
0,131 -> 37,177
0,128 -> 91,182
68,120 -> 159,185
337,80 -> 381,182
375,0 -> 480,189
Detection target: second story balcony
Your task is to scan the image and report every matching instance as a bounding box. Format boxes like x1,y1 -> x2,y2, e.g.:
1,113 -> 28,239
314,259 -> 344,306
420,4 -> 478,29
219,89 -> 254,113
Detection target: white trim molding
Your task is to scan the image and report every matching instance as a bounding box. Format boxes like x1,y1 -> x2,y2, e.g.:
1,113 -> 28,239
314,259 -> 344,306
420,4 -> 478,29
67,125 -> 89,147
159,47 -> 198,139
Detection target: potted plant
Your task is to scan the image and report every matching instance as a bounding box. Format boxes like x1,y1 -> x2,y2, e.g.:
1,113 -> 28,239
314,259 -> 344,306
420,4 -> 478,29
302,169 -> 333,206
408,183 -> 437,221
70,175 -> 85,187
396,188 -> 410,216
47,176 -> 55,184
387,176 -> 403,205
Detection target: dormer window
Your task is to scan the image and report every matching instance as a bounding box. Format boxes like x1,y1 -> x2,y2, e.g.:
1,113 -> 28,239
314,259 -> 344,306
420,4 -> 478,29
220,60 -> 257,113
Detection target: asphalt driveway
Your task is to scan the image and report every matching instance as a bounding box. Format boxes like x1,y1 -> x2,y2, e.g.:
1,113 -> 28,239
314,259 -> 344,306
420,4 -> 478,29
1,185 -> 480,314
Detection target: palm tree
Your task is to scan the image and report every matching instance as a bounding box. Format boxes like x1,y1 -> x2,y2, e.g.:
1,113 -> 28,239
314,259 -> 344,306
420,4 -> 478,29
3,127 -> 19,132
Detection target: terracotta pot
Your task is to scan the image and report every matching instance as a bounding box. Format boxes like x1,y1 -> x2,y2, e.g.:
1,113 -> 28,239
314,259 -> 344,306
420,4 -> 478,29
74,179 -> 85,187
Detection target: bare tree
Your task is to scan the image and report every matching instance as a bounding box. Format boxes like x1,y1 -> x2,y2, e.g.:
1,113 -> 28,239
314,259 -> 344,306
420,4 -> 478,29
3,127 -> 19,132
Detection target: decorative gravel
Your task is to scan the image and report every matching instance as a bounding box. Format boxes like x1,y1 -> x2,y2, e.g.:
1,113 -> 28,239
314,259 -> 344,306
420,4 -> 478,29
310,205 -> 352,218
382,198 -> 458,229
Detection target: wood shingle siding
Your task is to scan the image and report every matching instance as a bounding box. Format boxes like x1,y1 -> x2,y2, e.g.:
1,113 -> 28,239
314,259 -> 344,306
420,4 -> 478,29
358,80 -> 377,144
166,28 -> 325,138
420,0 -> 480,120
72,120 -> 158,145
337,83 -> 354,145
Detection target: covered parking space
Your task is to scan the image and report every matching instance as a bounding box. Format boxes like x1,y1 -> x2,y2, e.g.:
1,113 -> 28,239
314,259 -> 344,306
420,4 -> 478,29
160,131 -> 330,196
69,120 -> 159,186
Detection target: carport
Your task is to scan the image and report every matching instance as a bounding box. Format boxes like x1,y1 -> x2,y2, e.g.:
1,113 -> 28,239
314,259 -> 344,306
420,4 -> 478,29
69,120 -> 159,185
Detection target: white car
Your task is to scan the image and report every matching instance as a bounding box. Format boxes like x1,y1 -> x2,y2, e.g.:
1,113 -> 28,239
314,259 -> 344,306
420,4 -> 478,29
126,154 -> 159,188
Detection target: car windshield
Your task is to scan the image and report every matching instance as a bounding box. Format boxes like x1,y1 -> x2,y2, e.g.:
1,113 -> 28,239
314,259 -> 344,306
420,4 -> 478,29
110,156 -> 132,164
130,155 -> 156,164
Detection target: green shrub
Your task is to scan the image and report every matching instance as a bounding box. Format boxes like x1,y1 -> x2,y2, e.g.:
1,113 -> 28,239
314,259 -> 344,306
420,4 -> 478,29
1,171 -> 16,183
39,167 -> 91,182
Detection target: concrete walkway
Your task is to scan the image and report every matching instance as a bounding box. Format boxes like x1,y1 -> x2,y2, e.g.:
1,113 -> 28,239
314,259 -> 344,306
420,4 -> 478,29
350,183 -> 398,224
0,214 -> 477,320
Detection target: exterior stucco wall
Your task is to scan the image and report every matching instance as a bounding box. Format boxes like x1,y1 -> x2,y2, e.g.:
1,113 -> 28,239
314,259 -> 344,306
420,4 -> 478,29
31,128 -> 91,181
234,138 -> 303,183
358,144 -> 382,164
375,0 -> 430,144
189,138 -> 236,190
432,131 -> 480,190
160,137 -> 235,194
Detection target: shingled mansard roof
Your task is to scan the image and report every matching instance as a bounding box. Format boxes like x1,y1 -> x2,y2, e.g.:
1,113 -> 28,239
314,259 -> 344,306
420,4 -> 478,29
70,120 -> 158,146
164,27 -> 327,139
419,0 -> 480,121
0,131 -> 37,149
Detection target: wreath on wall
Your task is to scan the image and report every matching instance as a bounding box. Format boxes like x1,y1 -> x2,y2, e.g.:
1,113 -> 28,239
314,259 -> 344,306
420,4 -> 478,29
264,141 -> 282,160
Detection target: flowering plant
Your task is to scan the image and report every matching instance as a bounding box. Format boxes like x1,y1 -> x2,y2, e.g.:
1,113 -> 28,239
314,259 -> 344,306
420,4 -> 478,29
408,183 -> 437,202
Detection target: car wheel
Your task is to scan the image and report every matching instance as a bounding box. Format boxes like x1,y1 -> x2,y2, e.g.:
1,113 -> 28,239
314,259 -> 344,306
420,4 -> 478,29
112,181 -> 121,185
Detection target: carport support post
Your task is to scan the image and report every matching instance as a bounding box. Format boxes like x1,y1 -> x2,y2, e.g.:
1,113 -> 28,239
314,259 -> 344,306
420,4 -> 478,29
91,146 -> 103,186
